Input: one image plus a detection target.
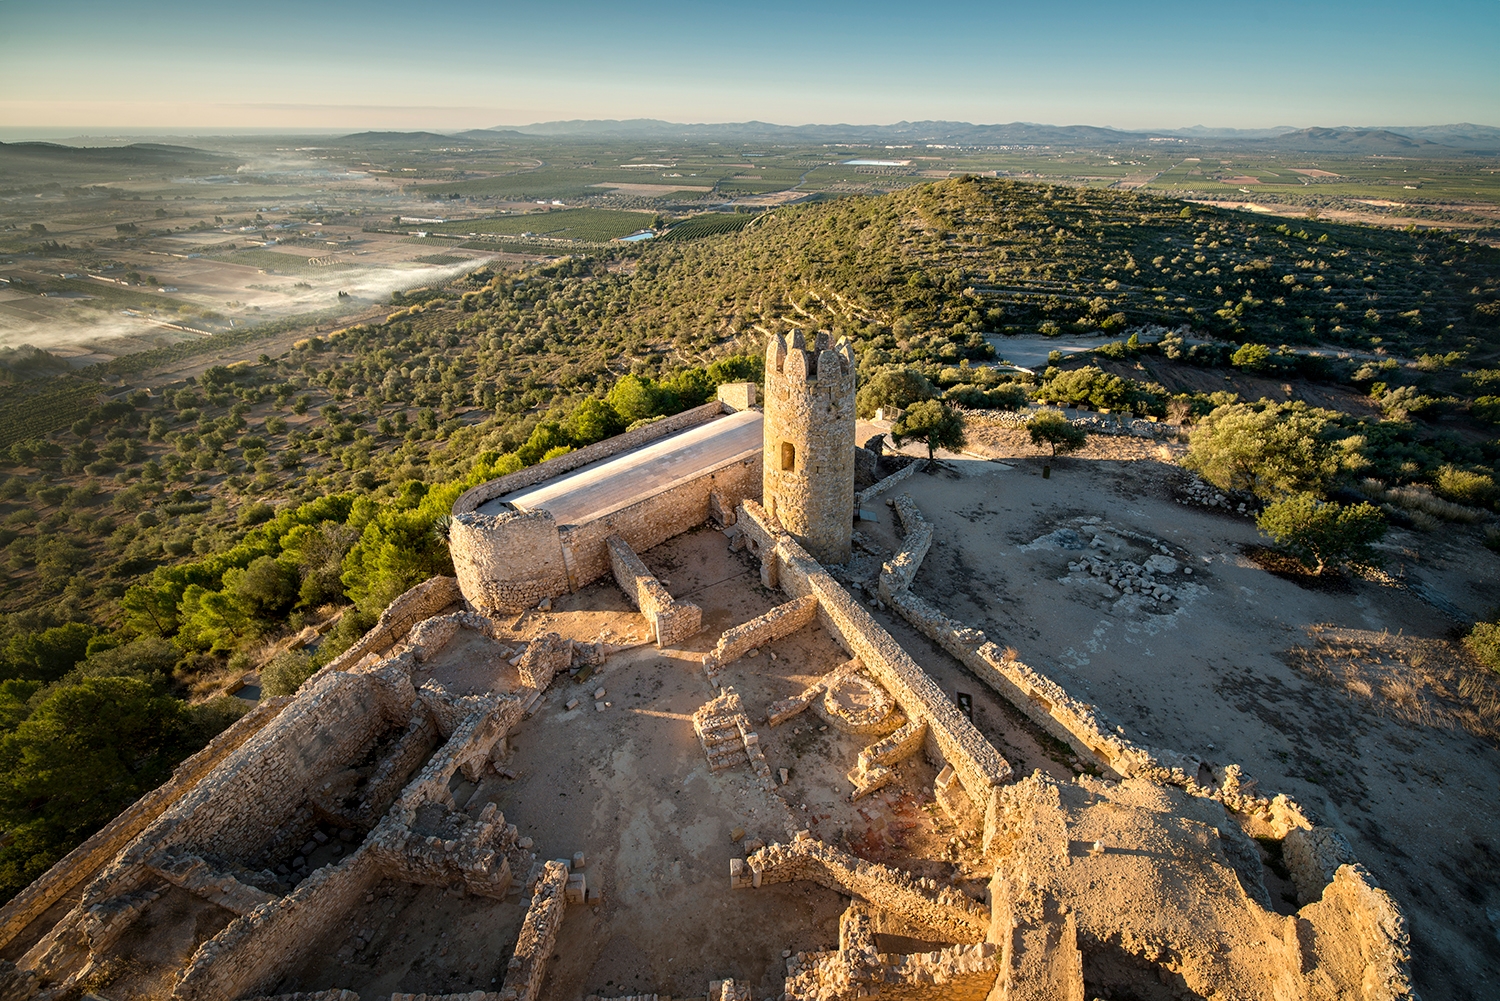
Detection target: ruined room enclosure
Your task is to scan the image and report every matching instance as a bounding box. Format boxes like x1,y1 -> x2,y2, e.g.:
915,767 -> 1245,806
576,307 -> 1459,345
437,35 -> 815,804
7,593 -> 561,1001
487,525 -> 1002,998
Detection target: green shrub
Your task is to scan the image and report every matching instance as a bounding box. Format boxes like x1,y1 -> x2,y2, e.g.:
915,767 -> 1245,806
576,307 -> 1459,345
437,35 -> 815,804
1183,401 -> 1363,500
1435,465 -> 1498,508
1039,365 -> 1164,416
1255,493 -> 1386,574
945,383 -> 1030,410
606,375 -> 661,423
261,650 -> 317,697
1465,621 -> 1500,672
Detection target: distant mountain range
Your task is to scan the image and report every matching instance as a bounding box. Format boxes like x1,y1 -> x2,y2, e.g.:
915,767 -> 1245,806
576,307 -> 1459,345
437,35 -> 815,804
466,119 -> 1500,153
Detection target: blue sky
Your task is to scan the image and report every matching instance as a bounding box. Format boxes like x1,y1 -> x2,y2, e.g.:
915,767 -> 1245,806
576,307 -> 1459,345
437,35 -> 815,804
1,0 -> 1496,133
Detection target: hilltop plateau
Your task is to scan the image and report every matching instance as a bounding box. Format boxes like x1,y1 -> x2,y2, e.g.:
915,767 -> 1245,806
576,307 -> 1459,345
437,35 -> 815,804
0,175 -> 1497,997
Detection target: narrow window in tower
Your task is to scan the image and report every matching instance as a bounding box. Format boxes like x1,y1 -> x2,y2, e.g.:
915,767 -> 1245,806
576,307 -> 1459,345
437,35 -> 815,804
781,441 -> 796,471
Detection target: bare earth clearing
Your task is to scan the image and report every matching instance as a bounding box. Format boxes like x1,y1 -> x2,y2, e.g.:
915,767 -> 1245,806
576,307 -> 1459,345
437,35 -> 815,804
865,427 -> 1500,999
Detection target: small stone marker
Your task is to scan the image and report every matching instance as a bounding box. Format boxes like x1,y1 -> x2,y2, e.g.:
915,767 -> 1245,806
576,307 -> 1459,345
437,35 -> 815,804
594,687 -> 606,699
778,768 -> 789,785
595,701 -> 606,712
565,698 -> 580,711
730,826 -> 746,842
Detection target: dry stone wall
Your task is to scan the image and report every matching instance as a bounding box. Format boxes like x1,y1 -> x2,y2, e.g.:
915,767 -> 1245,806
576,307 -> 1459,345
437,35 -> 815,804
782,899 -> 999,1001
315,576 -> 463,680
498,860 -> 570,1001
367,799 -> 516,900
606,535 -> 702,647
514,633 -> 570,693
556,454 -> 758,590
310,715 -> 440,832
737,500 -> 1012,849
701,594 -> 819,684
140,670 -> 408,865
847,718 -> 928,800
855,459 -> 926,510
735,835 -> 989,944
784,943 -> 999,1001
172,848 -> 383,1001
876,495 -> 932,604
145,851 -> 277,916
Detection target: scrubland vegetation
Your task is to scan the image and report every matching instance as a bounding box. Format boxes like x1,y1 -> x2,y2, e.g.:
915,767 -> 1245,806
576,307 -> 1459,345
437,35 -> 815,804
1,175 -> 1499,901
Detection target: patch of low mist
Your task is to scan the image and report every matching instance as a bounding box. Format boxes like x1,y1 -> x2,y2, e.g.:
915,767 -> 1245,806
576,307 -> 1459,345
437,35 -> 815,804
248,256 -> 489,313
0,257 -> 490,358
0,313 -> 196,360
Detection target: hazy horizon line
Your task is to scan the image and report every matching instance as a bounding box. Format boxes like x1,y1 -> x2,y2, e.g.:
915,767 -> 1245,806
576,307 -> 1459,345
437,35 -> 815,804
3,116 -> 1498,143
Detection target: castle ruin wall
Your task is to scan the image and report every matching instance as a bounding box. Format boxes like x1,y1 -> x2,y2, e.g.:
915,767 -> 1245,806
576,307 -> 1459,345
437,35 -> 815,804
450,510 -> 569,614
715,381 -> 757,412
737,837 -> 989,944
312,713 -> 442,832
553,454 -> 759,592
171,848 -> 384,1001
135,670 -> 411,866
312,576 -> 463,682
700,594 -> 819,681
606,535 -> 702,647
876,494 -> 932,604
498,860 -> 570,1001
737,500 -> 1012,848
854,458 -> 926,510
451,451 -> 758,613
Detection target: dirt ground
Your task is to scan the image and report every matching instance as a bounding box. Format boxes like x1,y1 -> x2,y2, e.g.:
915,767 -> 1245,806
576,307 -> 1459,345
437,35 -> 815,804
871,431 -> 1500,1000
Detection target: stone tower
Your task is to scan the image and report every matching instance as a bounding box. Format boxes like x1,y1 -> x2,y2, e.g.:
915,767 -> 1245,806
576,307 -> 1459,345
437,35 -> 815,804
762,330 -> 856,564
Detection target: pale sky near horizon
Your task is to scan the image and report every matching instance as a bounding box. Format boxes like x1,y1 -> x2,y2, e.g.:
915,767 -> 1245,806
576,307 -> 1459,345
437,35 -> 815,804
1,0 -> 1496,134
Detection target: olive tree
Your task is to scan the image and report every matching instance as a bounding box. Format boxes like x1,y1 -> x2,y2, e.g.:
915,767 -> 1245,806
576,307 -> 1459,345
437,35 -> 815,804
892,400 -> 966,459
1255,493 -> 1385,574
1026,411 -> 1087,457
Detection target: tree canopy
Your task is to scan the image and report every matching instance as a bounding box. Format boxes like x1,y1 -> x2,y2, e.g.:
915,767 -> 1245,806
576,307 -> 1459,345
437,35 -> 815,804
1255,494 -> 1386,574
1026,411 -> 1088,457
892,400 -> 967,459
1183,402 -> 1367,500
